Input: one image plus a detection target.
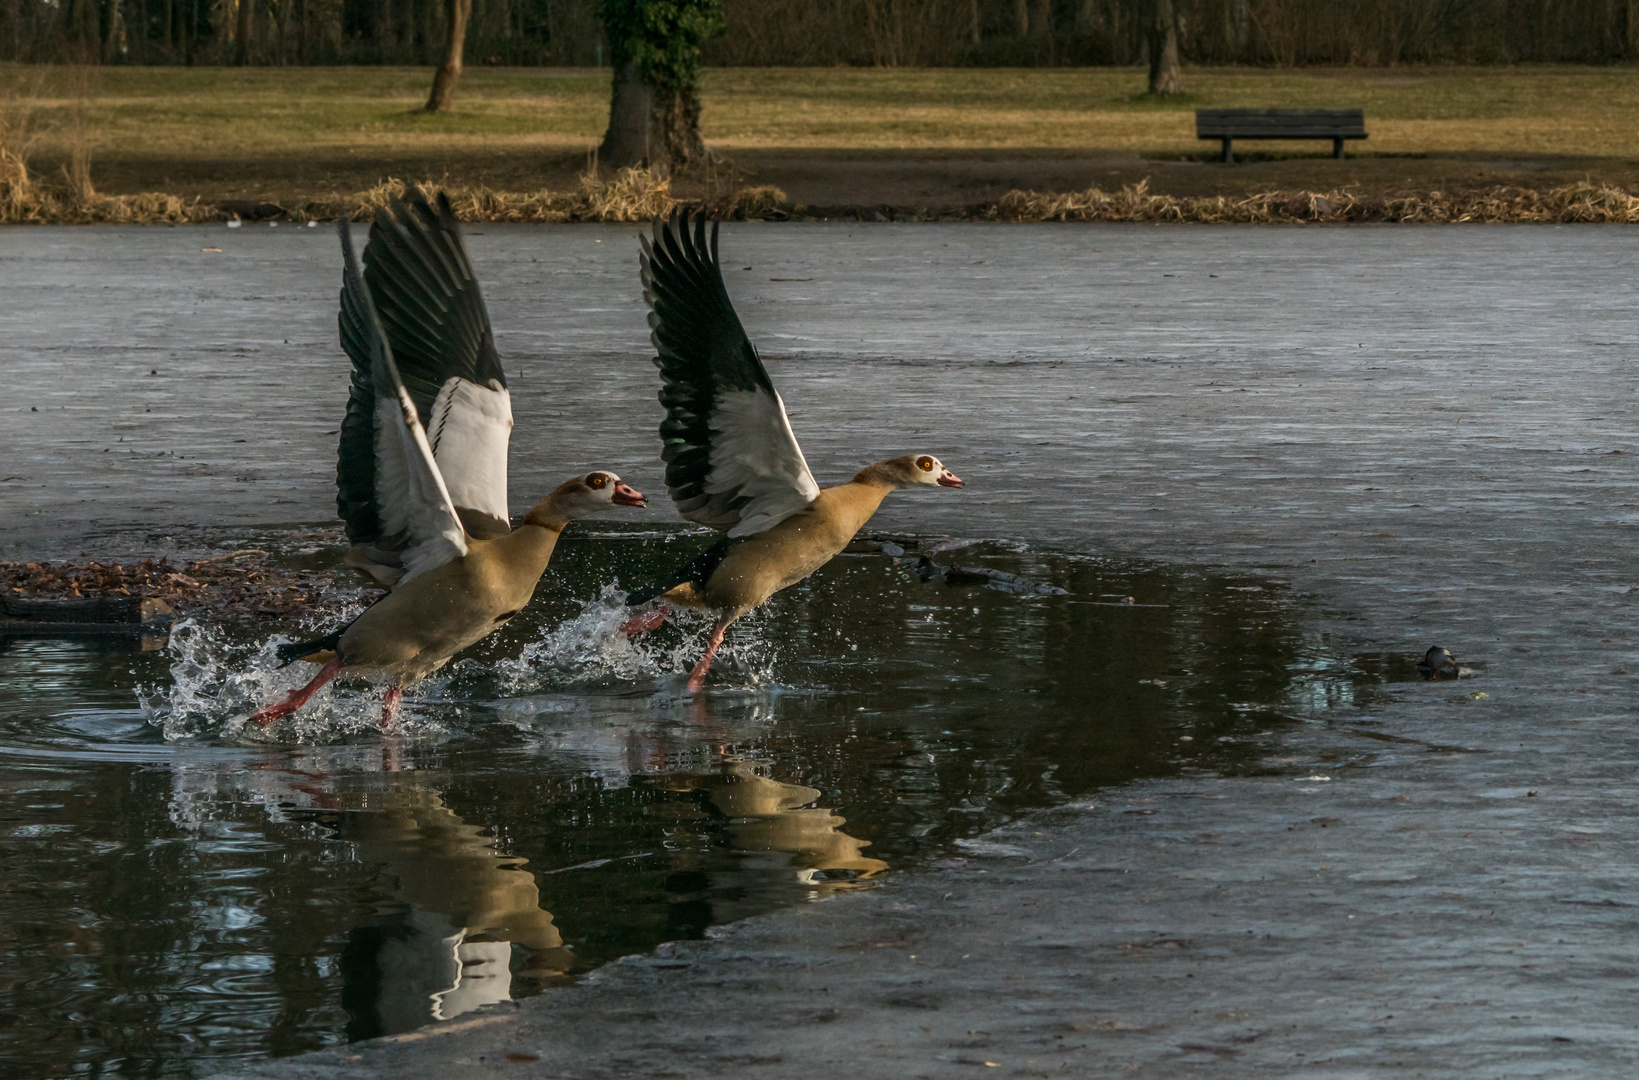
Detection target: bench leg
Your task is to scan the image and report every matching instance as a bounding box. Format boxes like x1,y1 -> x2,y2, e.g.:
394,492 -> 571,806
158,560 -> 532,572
1222,137 -> 1233,165
1333,137 -> 1345,160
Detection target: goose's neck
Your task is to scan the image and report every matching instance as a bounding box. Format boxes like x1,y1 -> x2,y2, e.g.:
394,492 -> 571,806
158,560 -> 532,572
492,500 -> 571,574
850,462 -> 903,491
822,477 -> 893,536
522,499 -> 573,533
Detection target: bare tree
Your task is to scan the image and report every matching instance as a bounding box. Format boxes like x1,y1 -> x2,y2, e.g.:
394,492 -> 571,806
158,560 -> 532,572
425,0 -> 472,112
1148,0 -> 1183,95
235,0 -> 254,65
1028,0 -> 1051,41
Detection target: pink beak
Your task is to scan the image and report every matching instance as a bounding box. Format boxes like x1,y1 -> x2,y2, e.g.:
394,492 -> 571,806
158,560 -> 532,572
613,483 -> 647,507
937,468 -> 963,488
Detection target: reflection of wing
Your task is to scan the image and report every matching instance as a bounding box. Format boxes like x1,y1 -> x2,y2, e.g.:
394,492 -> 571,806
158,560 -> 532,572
338,220 -> 468,585
641,210 -> 819,538
359,191 -> 512,538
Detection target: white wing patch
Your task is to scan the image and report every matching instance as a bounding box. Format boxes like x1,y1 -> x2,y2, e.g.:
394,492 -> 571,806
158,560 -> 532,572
710,387 -> 821,538
375,384 -> 469,584
427,377 -> 512,533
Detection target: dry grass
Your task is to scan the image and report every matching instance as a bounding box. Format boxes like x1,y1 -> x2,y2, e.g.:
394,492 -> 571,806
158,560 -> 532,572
6,64 -> 1638,169
0,166 -> 701,225
0,63 -> 1636,223
292,167 -> 679,223
991,179 -> 1639,223
706,65 -> 1639,155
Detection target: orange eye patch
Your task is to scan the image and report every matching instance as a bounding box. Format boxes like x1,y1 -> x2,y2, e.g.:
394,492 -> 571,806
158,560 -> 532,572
588,474 -> 608,489
916,456 -> 935,471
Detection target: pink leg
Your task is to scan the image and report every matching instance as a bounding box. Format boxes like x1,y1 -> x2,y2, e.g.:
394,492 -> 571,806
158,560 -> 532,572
250,656 -> 346,728
380,684 -> 402,729
620,604 -> 670,636
686,621 -> 730,693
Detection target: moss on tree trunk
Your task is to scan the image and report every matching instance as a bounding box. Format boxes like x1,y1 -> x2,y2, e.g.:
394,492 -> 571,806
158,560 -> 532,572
597,0 -> 722,172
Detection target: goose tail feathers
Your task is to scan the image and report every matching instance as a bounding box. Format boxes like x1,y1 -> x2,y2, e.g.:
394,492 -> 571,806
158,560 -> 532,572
624,537 -> 735,607
276,629 -> 344,668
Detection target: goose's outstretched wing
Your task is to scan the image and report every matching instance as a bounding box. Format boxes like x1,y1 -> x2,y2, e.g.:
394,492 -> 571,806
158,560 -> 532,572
336,221 -> 468,585
359,190 -> 512,538
641,210 -> 819,538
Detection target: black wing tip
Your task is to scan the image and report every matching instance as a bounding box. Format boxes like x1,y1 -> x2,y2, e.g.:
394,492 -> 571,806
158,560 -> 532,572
652,206 -> 721,265
337,217 -> 361,273
373,185 -> 445,237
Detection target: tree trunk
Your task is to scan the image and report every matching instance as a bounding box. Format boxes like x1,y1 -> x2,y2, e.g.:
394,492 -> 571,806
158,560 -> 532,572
969,0 -> 981,46
598,60 -> 653,169
424,0 -> 470,112
653,83 -> 704,170
1028,0 -> 1051,40
235,0 -> 254,64
102,0 -> 121,62
1147,0 -> 1182,95
1013,0 -> 1028,37
597,63 -> 707,173
1229,0 -> 1249,60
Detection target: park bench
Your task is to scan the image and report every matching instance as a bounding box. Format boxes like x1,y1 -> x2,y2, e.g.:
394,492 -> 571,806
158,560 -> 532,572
1196,108 -> 1367,164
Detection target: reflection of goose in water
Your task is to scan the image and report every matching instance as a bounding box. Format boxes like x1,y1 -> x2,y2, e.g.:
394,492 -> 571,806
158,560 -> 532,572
329,784 -> 571,1039
659,763 -> 887,894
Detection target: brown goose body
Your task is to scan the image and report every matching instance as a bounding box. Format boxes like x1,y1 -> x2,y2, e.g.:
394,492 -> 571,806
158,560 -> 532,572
663,477 -> 890,619
252,474 -> 644,728
336,515 -> 566,682
629,456 -> 960,691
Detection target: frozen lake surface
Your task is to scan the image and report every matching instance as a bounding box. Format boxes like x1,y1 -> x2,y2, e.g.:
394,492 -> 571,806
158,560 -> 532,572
6,221 -> 1636,556
2,223 -> 1638,1078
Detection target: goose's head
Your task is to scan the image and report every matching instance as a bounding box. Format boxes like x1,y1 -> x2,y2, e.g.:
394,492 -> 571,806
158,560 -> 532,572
872,454 -> 963,490
549,471 -> 647,519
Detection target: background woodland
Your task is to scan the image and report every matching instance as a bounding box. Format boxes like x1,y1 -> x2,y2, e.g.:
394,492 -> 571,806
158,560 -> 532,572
3,0 -> 1636,68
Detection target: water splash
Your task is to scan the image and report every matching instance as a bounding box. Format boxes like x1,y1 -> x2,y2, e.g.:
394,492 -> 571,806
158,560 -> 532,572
141,613 -> 451,743
141,586 -> 791,743
488,584 -> 781,697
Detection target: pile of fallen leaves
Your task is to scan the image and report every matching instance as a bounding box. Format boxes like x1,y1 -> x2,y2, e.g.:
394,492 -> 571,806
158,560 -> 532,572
0,552 -> 345,619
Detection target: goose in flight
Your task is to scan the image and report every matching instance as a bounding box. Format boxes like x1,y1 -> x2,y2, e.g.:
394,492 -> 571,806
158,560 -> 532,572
621,211 -> 962,691
249,192 -> 645,728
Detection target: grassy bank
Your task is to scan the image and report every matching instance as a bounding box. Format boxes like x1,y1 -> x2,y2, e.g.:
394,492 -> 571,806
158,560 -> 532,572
1,63 -> 1636,221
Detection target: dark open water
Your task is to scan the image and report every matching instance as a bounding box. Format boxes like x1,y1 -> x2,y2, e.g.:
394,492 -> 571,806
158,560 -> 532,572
0,524 -> 1374,1078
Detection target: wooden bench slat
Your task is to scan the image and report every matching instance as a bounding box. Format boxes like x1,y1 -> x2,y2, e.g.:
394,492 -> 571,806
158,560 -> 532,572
1198,127 -> 1368,138
1197,108 -> 1364,117
1194,108 -> 1368,162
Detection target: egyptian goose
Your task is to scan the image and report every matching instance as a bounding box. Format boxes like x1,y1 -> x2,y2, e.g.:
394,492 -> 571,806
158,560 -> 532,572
621,211 -> 962,691
249,192 -> 645,728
